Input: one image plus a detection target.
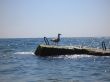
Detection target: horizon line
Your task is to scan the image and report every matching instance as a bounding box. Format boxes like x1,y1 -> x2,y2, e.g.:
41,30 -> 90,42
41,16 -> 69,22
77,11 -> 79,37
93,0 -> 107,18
0,36 -> 110,39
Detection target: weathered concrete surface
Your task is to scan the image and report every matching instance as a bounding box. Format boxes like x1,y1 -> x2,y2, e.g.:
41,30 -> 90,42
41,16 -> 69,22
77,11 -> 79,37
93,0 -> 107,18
34,45 -> 110,56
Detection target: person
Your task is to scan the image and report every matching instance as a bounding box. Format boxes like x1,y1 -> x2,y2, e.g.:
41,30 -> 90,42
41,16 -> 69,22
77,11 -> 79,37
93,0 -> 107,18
102,41 -> 106,51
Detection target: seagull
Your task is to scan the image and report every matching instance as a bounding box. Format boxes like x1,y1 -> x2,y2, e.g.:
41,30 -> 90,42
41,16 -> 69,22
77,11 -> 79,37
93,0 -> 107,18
51,34 -> 61,45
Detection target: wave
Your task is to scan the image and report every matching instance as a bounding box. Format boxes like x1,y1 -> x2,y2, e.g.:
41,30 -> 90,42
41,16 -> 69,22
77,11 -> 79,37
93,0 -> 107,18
14,51 -> 34,55
50,54 -> 110,59
48,54 -> 93,59
63,55 -> 92,59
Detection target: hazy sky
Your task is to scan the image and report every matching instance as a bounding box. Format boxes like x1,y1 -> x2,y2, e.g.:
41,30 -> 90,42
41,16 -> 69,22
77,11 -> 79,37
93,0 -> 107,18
0,0 -> 110,38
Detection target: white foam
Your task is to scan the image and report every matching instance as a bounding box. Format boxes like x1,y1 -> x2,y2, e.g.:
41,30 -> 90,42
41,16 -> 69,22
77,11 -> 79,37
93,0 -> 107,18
14,51 -> 34,55
65,55 -> 92,59
53,54 -> 110,59
53,54 -> 93,59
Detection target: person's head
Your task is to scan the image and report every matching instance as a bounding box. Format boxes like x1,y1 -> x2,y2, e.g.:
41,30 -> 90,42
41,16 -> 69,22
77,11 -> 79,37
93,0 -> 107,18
58,33 -> 61,36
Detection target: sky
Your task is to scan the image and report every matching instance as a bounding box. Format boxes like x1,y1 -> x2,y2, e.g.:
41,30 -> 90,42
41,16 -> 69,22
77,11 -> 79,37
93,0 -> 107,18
0,0 -> 110,38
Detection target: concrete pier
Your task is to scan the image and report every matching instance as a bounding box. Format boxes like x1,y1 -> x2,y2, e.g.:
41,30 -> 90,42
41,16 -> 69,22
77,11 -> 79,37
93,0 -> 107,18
35,45 -> 110,56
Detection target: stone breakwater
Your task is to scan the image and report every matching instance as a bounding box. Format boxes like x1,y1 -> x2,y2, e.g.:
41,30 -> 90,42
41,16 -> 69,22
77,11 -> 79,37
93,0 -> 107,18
35,45 -> 110,56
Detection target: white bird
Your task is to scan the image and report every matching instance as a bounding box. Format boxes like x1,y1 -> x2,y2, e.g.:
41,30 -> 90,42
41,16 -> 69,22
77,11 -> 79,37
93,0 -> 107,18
51,34 -> 61,45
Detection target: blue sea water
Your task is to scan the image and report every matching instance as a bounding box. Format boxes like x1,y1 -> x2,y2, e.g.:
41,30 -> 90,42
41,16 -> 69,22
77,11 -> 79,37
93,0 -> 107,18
0,37 -> 110,82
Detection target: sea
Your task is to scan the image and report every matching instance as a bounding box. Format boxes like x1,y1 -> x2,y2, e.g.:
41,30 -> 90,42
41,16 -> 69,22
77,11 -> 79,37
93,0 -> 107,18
0,37 -> 110,82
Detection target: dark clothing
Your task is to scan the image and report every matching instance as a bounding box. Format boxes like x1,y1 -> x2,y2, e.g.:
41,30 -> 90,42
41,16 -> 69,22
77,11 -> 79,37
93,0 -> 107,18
102,41 -> 106,51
